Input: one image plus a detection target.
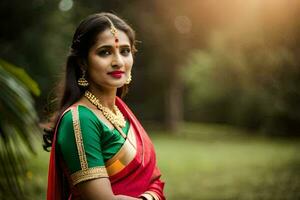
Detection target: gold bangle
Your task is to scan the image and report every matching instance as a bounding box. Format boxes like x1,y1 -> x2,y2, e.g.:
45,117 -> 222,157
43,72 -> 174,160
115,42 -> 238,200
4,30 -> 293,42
139,193 -> 154,200
145,191 -> 160,200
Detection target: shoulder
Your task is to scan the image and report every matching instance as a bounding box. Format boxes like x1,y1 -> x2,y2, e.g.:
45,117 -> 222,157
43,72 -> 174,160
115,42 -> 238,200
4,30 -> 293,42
59,105 -> 99,126
57,105 -> 103,141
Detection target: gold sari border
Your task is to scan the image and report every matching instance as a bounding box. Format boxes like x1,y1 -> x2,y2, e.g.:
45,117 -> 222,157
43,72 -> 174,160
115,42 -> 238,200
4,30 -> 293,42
71,167 -> 108,186
71,106 -> 88,170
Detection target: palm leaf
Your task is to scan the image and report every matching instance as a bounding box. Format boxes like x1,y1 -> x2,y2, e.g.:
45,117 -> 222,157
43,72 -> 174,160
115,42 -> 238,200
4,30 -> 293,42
0,59 -> 41,199
0,59 -> 40,96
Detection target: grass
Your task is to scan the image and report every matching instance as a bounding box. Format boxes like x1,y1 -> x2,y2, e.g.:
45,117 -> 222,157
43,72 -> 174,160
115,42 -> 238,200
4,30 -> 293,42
24,123 -> 300,199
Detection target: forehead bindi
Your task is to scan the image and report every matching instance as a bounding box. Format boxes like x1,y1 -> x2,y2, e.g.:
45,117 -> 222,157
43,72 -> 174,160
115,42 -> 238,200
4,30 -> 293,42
93,29 -> 130,48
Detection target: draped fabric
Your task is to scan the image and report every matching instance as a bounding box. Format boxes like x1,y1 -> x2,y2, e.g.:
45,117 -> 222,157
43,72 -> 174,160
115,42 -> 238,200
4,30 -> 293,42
47,97 -> 165,200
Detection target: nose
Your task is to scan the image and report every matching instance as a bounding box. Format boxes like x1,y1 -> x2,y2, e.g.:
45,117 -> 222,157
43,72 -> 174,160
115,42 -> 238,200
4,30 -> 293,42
111,52 -> 124,69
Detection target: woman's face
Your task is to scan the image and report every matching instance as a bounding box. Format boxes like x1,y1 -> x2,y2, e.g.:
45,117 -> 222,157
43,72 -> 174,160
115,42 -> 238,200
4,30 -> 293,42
86,28 -> 133,90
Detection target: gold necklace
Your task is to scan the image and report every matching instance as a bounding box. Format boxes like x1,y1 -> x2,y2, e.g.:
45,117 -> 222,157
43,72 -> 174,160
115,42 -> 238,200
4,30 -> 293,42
84,90 -> 126,128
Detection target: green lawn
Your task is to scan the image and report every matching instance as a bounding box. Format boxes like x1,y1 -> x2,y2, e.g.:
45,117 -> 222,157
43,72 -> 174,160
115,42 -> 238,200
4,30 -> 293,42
25,123 -> 300,200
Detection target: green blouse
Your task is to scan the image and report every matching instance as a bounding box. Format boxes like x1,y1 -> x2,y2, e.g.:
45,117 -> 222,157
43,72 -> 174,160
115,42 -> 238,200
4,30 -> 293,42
57,105 -> 130,175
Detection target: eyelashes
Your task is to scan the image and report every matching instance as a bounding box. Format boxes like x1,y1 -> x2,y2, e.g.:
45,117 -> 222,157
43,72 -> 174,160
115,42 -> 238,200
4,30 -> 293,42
120,48 -> 131,56
98,49 -> 111,56
97,47 -> 131,57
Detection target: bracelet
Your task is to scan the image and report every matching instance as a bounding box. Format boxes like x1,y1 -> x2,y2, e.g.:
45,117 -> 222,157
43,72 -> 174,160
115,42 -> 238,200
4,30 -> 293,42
139,193 -> 154,200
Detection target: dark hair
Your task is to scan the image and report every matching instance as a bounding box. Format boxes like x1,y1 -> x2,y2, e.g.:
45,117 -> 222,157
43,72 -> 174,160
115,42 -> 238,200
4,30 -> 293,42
43,12 -> 136,151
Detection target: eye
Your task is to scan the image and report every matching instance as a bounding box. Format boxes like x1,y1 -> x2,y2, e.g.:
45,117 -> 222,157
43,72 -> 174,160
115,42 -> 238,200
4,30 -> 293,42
120,47 -> 131,56
98,49 -> 111,57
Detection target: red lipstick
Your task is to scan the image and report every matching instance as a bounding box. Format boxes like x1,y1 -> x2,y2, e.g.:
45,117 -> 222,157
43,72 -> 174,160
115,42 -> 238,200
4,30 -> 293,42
107,70 -> 125,79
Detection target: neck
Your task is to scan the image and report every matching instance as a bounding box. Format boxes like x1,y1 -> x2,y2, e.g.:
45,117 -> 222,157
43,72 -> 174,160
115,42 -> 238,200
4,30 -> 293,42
87,85 -> 117,110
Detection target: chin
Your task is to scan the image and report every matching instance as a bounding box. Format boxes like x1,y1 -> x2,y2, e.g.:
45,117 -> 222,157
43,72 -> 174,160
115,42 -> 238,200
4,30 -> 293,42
109,80 -> 126,89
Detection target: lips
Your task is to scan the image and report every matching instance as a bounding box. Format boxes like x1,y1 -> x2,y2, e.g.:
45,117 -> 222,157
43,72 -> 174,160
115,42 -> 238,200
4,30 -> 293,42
107,70 -> 125,78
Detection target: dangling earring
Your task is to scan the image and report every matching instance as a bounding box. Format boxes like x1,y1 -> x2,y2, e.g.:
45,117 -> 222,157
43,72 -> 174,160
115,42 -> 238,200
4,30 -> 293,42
78,70 -> 89,87
125,73 -> 132,84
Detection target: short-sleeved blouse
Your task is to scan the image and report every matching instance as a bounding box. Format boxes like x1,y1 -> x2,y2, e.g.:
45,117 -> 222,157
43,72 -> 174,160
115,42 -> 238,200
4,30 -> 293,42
56,105 -> 130,185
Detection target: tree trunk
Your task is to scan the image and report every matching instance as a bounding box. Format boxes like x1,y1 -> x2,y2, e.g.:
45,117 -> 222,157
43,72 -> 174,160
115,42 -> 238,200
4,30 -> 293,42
165,66 -> 183,134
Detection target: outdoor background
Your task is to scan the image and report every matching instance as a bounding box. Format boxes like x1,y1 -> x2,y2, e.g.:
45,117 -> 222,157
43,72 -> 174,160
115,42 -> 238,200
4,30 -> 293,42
0,0 -> 299,199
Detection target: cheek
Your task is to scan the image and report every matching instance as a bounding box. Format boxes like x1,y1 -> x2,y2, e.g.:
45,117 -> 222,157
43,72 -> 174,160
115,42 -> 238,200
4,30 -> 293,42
88,57 -> 109,72
125,56 -> 134,70
87,59 -> 110,83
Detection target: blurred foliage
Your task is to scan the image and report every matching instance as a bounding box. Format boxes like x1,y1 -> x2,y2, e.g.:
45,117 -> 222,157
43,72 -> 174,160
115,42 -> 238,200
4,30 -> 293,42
0,59 -> 40,96
0,59 -> 40,199
182,34 -> 300,136
180,0 -> 300,136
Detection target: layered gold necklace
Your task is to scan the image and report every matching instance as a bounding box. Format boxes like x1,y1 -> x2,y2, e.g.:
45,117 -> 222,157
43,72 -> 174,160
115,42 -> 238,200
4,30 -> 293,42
84,90 -> 126,128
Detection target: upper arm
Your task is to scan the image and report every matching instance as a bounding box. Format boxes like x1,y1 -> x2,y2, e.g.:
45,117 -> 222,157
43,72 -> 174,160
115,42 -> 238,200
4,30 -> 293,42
57,106 -> 115,199
75,177 -> 139,200
76,178 -> 115,200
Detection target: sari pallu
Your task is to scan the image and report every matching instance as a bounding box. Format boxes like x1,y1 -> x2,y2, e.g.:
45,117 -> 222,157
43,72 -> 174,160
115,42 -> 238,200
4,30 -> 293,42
47,97 -> 165,200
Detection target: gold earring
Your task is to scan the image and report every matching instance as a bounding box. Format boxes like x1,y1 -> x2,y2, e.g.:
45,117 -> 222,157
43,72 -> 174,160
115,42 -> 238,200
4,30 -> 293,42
125,73 -> 132,84
78,70 -> 89,87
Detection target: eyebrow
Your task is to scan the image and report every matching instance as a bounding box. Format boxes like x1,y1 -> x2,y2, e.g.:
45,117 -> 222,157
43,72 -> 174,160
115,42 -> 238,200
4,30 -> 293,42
96,44 -> 131,50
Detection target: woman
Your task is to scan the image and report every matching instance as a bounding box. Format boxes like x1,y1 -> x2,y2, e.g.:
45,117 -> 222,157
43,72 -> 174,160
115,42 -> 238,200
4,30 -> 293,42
44,13 -> 165,200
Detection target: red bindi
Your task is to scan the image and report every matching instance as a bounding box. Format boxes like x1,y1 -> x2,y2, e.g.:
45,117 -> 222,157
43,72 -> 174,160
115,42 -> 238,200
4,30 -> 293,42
115,38 -> 119,48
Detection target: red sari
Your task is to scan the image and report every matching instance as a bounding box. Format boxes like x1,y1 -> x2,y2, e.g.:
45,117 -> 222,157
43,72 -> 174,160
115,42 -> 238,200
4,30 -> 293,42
47,97 -> 165,199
